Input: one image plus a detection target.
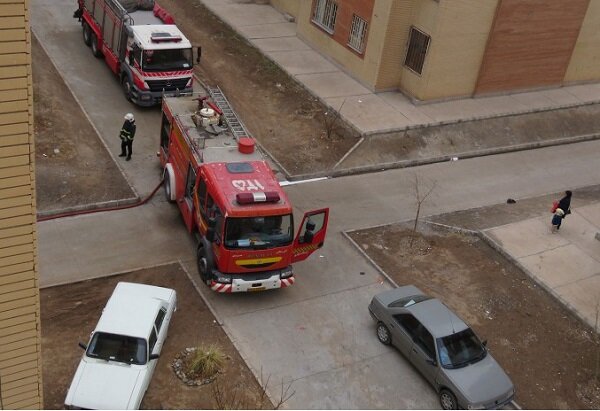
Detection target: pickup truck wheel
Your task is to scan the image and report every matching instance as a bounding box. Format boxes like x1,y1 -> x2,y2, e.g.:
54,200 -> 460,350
439,389 -> 458,410
91,33 -> 102,57
197,245 -> 213,286
122,77 -> 133,102
82,23 -> 92,46
376,322 -> 391,345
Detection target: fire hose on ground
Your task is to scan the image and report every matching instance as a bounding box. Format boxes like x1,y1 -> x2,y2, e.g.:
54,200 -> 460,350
37,179 -> 164,222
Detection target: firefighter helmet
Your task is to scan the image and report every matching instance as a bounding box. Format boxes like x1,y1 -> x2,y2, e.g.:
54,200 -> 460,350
124,113 -> 134,122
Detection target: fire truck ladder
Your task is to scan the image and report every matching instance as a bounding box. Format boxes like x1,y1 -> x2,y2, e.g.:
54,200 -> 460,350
208,86 -> 250,140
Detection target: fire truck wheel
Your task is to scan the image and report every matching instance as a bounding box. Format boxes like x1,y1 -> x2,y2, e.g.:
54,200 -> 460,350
197,244 -> 214,286
122,77 -> 133,102
163,166 -> 176,202
82,23 -> 92,47
91,33 -> 102,58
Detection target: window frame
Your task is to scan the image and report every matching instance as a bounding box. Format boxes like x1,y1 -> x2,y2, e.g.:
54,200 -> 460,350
312,0 -> 338,34
347,14 -> 368,54
404,27 -> 431,75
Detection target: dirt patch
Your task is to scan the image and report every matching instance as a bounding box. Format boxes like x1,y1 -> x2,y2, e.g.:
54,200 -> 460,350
349,224 -> 600,409
155,0 -> 359,176
40,263 -> 272,409
33,34 -> 135,213
340,103 -> 600,169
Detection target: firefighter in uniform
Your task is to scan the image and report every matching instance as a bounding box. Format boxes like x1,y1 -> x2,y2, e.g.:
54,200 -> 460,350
119,113 -> 136,161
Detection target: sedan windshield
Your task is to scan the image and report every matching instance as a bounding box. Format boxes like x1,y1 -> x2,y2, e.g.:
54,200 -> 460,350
436,328 -> 486,369
86,332 -> 147,365
224,215 -> 293,249
142,48 -> 192,72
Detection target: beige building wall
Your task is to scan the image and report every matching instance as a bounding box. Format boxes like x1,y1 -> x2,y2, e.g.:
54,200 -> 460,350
270,0 -> 300,18
373,0 -> 414,91
401,0 -> 498,101
0,0 -> 44,409
565,0 -> 600,83
295,0 -> 388,90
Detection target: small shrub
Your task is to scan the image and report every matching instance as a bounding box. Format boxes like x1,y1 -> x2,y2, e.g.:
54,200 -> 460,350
186,344 -> 225,378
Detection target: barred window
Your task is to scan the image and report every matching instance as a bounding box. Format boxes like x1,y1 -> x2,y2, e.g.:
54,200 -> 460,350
404,27 -> 430,75
312,0 -> 338,33
348,14 -> 368,53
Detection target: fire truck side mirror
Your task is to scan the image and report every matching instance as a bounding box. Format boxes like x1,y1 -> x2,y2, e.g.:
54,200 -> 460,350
195,46 -> 202,64
206,227 -> 215,242
205,216 -> 217,242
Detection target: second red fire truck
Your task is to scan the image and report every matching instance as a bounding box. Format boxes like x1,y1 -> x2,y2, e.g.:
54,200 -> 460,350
74,0 -> 196,106
159,93 -> 329,293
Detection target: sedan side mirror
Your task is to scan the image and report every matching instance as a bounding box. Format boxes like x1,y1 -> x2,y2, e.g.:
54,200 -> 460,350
149,353 -> 160,360
78,342 -> 87,350
482,340 -> 488,347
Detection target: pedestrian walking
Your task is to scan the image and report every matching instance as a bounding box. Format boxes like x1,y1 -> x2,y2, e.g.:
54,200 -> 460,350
119,113 -> 136,161
550,190 -> 572,232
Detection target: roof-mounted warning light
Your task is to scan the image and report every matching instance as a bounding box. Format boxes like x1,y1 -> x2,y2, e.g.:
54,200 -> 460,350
150,33 -> 182,43
236,191 -> 280,204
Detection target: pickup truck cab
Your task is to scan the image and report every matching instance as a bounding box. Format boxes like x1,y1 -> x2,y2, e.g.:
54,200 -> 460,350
65,282 -> 177,410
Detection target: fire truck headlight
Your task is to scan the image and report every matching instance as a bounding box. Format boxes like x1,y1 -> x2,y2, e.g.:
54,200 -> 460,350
185,77 -> 192,88
143,81 -> 150,90
280,268 -> 293,279
216,275 -> 232,284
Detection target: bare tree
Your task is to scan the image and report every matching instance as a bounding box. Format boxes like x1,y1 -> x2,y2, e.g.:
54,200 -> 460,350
321,99 -> 347,140
211,367 -> 295,410
410,174 -> 436,248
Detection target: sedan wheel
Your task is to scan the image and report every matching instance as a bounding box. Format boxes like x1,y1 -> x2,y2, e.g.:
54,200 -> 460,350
439,389 -> 457,410
376,322 -> 391,345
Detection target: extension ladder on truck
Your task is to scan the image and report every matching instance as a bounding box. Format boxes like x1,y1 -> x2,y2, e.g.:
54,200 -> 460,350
207,86 -> 250,140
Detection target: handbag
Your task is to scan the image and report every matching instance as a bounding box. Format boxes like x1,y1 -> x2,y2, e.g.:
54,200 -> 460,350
551,200 -> 559,213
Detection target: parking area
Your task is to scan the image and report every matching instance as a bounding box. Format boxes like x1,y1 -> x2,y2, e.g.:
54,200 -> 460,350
40,263 -> 270,409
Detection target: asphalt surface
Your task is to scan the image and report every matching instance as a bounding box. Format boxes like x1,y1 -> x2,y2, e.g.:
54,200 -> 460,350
32,0 -> 600,408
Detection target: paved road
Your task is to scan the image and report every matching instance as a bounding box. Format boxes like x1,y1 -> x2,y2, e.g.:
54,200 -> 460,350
32,0 -> 600,408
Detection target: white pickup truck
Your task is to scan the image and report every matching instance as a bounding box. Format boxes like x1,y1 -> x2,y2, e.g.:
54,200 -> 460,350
65,282 -> 177,410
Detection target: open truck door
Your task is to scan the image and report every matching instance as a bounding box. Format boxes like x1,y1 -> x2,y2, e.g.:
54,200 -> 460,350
292,208 -> 329,263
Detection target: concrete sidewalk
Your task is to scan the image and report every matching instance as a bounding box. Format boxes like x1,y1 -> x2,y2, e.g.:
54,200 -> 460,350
200,0 -> 600,135
485,203 -> 600,331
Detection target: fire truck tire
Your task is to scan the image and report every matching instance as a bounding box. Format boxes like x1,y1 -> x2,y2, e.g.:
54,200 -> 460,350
121,76 -> 133,102
197,243 -> 214,286
91,33 -> 102,58
82,23 -> 92,47
163,165 -> 176,202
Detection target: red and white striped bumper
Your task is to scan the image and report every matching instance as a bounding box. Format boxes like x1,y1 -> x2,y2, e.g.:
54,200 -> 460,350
210,275 -> 295,293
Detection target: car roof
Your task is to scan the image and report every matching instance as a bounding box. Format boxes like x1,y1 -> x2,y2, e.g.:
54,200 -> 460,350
95,282 -> 174,339
407,298 -> 469,338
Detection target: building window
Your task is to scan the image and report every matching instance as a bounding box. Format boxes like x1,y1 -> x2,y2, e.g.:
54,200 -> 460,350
404,27 -> 430,75
348,14 -> 368,53
312,0 -> 338,34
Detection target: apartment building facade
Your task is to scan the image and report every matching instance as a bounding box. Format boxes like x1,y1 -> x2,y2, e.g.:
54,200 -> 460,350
0,0 -> 44,408
271,0 -> 600,101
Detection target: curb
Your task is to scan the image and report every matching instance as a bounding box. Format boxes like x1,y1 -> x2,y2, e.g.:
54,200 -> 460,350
285,131 -> 600,181
179,259 -> 280,409
31,29 -> 141,200
36,196 -> 141,219
341,231 -> 399,289
39,260 -> 182,289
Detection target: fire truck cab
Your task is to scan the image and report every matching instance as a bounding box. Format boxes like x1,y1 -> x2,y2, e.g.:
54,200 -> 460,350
159,94 -> 329,293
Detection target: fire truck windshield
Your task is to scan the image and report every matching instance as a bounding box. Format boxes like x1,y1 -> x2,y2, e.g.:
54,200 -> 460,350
224,215 -> 293,249
142,48 -> 192,72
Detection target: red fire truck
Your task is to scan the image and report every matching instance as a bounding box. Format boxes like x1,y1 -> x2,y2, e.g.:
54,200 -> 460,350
159,94 -> 329,293
74,0 -> 196,106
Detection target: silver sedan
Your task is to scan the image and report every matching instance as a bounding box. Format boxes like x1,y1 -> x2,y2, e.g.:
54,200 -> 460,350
369,285 -> 514,410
